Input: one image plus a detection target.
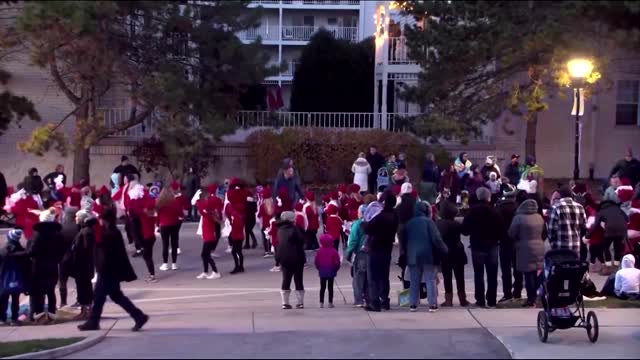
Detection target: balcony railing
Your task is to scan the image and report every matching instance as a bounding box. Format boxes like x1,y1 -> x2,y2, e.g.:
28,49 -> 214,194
237,24 -> 280,41
255,0 -> 360,5
389,37 -> 418,65
281,61 -> 299,77
281,25 -> 358,42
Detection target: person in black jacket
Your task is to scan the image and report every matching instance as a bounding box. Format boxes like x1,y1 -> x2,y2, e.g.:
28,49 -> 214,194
437,200 -> 469,307
503,154 -> 521,188
366,145 -> 385,195
43,164 -> 67,191
420,153 -> 440,204
71,210 -> 96,320
58,207 -> 79,308
496,191 -> 522,303
28,209 -> 64,322
244,192 -> 258,249
396,184 -> 416,281
113,156 -> 141,186
364,190 -> 399,312
462,187 -> 504,308
23,168 -> 44,196
79,208 -> 148,332
0,171 -> 7,211
0,229 -> 30,325
275,211 -> 306,309
181,167 -> 200,221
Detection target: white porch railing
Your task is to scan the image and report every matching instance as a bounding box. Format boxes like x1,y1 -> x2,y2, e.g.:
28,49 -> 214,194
281,25 -> 358,42
237,24 -> 280,41
389,37 -> 417,65
281,61 -> 299,77
281,0 -> 360,5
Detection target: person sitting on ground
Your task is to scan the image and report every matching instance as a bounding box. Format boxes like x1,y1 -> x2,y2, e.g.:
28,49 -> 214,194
600,254 -> 640,300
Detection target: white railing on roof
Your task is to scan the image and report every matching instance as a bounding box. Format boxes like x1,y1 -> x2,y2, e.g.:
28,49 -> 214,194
389,37 -> 418,65
281,25 -> 358,42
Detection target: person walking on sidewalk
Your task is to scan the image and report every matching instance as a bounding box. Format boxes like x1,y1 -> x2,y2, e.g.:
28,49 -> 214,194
437,200 -> 469,307
462,188 -> 503,308
79,208 -> 149,332
315,234 -> 341,308
276,211 -> 306,309
70,210 -> 96,320
58,207 -> 79,308
195,185 -> 222,280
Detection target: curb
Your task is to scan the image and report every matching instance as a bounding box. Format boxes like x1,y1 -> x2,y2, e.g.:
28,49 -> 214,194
3,320 -> 118,360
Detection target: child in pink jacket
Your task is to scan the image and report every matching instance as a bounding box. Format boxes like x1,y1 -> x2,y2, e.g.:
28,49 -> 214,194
315,234 -> 341,308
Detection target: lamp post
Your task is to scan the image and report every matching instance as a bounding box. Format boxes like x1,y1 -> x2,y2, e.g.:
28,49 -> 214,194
567,58 -> 594,181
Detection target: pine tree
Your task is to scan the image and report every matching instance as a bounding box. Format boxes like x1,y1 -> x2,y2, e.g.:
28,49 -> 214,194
401,1 -> 640,155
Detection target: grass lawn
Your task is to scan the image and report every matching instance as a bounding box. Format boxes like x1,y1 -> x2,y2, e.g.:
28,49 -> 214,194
496,297 -> 640,309
0,337 -> 84,358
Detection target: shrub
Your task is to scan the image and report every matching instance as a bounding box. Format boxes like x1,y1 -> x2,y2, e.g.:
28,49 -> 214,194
246,128 -> 451,185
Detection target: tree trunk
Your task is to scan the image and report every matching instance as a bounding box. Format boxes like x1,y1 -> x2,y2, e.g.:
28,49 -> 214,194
73,146 -> 91,184
525,112 -> 538,160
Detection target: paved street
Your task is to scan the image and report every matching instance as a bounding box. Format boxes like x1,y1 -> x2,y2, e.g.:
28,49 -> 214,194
2,223 -> 639,358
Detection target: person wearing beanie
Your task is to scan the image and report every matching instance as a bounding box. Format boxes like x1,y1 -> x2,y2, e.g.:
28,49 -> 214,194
364,190 -> 399,312
258,187 -> 276,257
437,200 -> 469,307
59,206 -> 79,308
480,156 -> 501,182
462,187 -> 504,308
303,191 -> 320,250
610,147 -> 640,189
315,234 -> 341,308
324,204 -> 343,251
8,188 -> 40,240
276,211 -> 306,309
244,191 -> 258,250
194,185 -> 222,280
405,201 -> 448,312
392,163 -> 410,185
347,204 -> 368,307
0,229 -> 29,325
78,208 -> 148,332
293,202 -> 307,231
496,187 -> 522,303
29,208 -> 64,323
70,209 -> 97,320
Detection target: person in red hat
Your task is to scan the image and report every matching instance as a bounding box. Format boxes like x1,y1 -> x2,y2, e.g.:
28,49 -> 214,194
616,177 -> 635,215
303,191 -> 320,250
258,187 -> 275,257
294,202 -> 307,231
324,204 -> 343,251
195,184 -> 223,280
225,178 -> 247,274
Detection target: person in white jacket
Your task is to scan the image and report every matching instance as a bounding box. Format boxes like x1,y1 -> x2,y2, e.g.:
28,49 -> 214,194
352,153 -> 371,194
614,254 -> 640,300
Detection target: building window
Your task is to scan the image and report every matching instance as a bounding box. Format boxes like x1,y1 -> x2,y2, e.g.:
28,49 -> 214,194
616,80 -> 640,126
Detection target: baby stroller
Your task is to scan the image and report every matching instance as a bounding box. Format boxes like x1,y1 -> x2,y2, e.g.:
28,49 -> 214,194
537,249 -> 599,343
376,167 -> 390,193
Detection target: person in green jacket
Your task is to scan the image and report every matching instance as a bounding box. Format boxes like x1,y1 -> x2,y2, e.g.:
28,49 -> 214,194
346,204 -> 368,307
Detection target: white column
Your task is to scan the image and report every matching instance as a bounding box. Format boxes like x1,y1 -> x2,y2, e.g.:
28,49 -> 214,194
380,2 -> 390,130
589,93 -> 598,176
358,1 -> 365,41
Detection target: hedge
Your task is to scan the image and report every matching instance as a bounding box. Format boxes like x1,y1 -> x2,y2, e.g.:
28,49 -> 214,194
246,128 -> 452,185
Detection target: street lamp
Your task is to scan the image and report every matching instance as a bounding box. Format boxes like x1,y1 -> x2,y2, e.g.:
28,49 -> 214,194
567,58 -> 594,180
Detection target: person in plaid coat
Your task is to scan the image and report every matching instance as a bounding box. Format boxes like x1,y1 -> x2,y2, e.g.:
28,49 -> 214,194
547,186 -> 587,255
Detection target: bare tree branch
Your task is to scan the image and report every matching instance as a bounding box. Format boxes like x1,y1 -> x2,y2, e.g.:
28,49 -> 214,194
48,54 -> 80,104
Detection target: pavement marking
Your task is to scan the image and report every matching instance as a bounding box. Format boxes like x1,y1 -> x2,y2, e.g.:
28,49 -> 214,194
133,289 -> 275,304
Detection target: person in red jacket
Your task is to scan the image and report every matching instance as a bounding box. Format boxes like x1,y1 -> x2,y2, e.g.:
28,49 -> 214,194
195,184 -> 222,279
171,181 -> 188,255
294,202 -> 307,231
268,217 -> 280,272
258,187 -> 275,257
585,205 -> 606,274
304,191 -> 320,250
225,178 -> 247,274
347,184 -> 363,222
325,204 -> 343,251
8,189 -> 40,240
156,187 -> 183,271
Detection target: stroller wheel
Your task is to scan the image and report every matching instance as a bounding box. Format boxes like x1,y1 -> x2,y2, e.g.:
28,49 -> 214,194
537,311 -> 549,343
586,311 -> 599,343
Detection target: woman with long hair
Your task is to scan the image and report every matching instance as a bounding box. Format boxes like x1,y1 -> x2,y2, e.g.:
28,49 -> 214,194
156,188 -> 182,271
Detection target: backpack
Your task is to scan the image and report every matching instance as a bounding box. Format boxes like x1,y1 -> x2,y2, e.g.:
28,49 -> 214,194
1,258 -> 25,295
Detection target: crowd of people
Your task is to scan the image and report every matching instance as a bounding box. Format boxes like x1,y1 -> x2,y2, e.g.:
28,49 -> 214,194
0,147 -> 639,328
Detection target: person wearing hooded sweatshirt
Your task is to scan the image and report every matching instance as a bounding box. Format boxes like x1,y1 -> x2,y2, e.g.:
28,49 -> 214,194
614,254 -> 640,299
347,204 -> 368,307
352,152 -> 372,194
28,208 -> 64,322
276,211 -> 306,309
23,168 -> 44,196
78,208 -> 148,332
364,190 -> 398,312
71,210 -> 96,320
437,200 -> 469,307
58,207 -> 79,308
508,199 -> 546,307
315,234 -> 341,308
405,202 -> 448,312
0,229 -> 30,325
590,200 -> 629,275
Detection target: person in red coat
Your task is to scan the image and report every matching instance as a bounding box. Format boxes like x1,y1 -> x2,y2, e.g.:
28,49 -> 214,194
268,217 -> 280,272
195,184 -> 222,279
324,204 -> 343,251
627,199 -> 640,258
134,187 -> 157,282
156,187 -> 183,271
347,184 -> 363,222
225,178 -> 247,274
585,205 -> 607,273
258,187 -> 275,257
294,202 -> 307,231
9,189 -> 40,240
303,191 -> 320,250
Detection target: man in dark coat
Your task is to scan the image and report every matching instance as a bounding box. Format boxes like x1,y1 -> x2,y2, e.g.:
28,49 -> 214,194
610,147 -> 640,188
272,161 -> 304,206
71,211 -> 97,319
58,207 -> 79,308
496,190 -> 523,303
181,167 -> 200,221
462,187 -> 504,308
366,145 -> 385,194
0,171 -> 7,210
79,208 -> 148,332
23,168 -> 44,196
504,154 -> 521,188
113,156 -> 141,186
420,153 -> 440,204
43,164 -> 67,190
364,190 -> 399,312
